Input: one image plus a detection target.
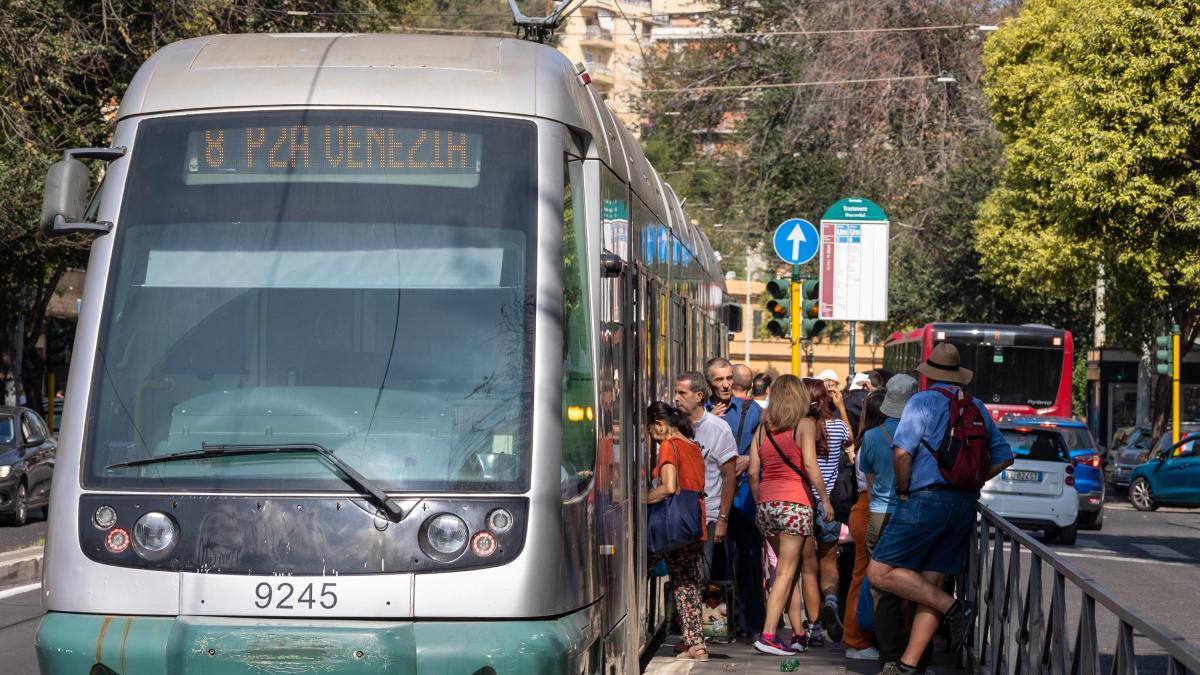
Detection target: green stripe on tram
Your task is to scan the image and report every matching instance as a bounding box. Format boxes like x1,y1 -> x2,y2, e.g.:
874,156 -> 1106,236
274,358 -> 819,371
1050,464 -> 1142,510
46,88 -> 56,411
37,609 -> 592,674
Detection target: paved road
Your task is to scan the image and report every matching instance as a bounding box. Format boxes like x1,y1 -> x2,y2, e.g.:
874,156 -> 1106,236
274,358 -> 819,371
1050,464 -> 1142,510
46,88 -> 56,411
0,585 -> 40,674
1,502 -> 1197,674
1064,501 -> 1200,649
990,501 -> 1200,673
0,513 -> 48,554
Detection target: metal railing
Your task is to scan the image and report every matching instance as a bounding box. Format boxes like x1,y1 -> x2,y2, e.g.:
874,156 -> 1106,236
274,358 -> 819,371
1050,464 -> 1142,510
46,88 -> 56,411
959,504 -> 1200,674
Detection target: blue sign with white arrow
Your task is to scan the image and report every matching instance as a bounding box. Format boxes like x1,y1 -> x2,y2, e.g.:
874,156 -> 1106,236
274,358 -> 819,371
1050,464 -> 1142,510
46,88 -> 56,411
772,218 -> 819,265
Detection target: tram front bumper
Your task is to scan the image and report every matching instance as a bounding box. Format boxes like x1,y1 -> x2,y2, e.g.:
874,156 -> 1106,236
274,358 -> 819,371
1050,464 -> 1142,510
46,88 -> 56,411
36,610 -> 593,674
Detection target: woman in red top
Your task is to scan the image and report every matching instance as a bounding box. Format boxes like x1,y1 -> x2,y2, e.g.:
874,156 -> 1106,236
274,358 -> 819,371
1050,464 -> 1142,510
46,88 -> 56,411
646,401 -> 708,661
748,375 -> 835,656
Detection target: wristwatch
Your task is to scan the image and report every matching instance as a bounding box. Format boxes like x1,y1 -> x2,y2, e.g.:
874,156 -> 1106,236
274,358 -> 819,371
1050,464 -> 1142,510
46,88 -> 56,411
718,514 -> 729,521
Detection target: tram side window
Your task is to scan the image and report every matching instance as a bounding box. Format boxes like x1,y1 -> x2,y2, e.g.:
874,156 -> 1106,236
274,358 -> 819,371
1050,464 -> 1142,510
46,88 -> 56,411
562,160 -> 596,499
672,298 -> 686,376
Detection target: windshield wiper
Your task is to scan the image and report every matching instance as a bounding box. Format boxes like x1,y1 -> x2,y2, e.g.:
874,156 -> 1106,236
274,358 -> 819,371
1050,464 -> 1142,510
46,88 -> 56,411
105,443 -> 404,520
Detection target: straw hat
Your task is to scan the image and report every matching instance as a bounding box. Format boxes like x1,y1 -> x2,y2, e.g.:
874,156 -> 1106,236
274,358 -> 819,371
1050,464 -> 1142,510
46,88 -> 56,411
881,374 -> 918,418
916,343 -> 973,385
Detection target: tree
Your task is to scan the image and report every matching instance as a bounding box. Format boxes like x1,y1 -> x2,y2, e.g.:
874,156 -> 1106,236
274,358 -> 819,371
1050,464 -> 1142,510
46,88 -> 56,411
0,0 -> 441,406
638,0 -> 1047,343
978,0 -> 1200,433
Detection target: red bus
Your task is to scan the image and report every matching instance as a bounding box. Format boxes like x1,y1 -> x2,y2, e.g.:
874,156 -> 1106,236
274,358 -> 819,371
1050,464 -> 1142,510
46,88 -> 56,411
883,323 -> 1074,420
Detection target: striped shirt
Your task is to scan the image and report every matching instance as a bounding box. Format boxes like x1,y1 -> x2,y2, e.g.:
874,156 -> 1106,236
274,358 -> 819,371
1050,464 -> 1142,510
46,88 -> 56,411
816,419 -> 850,495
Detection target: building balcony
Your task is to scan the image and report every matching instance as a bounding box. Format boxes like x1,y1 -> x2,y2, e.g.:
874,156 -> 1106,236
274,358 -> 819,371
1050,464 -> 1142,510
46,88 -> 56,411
580,26 -> 615,48
584,61 -> 616,86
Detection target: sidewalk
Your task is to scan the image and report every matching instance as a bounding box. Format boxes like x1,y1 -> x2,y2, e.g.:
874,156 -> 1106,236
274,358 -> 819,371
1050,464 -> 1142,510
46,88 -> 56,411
0,546 -> 42,590
644,634 -> 959,675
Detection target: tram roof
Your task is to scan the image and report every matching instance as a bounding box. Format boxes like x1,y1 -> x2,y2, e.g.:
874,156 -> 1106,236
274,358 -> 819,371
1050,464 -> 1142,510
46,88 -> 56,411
119,33 -> 727,292
120,34 -> 589,125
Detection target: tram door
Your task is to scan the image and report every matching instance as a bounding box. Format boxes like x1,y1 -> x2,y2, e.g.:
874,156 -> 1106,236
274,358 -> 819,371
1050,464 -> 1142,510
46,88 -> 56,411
597,256 -> 638,674
629,268 -> 650,647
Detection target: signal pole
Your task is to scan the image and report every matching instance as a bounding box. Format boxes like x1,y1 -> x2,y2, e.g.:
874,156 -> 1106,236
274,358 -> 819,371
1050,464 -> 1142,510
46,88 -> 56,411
790,265 -> 801,376
1155,325 -> 1183,446
1173,324 -> 1181,446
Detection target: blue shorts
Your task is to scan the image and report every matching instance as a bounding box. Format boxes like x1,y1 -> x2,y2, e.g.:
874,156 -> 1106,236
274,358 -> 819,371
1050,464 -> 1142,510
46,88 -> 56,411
870,488 -> 975,575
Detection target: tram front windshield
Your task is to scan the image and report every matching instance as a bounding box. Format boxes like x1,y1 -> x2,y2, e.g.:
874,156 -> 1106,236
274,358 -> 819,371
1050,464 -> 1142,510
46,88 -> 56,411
86,111 -> 537,492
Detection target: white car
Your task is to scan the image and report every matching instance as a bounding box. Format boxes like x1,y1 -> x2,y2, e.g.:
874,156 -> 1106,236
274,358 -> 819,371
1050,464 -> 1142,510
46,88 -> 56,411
979,426 -> 1079,545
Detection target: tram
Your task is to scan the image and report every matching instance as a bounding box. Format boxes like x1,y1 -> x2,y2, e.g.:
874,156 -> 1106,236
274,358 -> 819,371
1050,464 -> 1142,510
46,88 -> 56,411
36,33 -> 736,674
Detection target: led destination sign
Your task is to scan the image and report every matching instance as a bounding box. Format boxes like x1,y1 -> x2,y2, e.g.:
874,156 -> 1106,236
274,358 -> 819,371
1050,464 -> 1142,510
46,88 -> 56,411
185,125 -> 482,185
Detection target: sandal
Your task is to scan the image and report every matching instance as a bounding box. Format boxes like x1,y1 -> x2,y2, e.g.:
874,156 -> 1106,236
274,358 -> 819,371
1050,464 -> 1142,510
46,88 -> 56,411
675,644 -> 709,662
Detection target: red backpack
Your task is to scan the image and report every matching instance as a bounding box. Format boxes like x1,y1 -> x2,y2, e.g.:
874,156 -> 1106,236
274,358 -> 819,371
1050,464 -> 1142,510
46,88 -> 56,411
921,388 -> 991,491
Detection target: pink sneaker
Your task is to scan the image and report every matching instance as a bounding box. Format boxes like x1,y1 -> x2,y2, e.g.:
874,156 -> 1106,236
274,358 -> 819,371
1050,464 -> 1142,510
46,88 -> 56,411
754,634 -> 797,656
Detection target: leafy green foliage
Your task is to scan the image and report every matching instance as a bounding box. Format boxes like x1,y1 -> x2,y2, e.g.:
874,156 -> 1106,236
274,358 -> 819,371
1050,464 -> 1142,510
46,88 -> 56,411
979,0 -> 1200,430
0,0 -> 428,404
639,0 -> 1086,349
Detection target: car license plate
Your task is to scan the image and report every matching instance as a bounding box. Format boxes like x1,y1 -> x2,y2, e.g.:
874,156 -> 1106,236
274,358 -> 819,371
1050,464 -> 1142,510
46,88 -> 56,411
1005,470 -> 1041,482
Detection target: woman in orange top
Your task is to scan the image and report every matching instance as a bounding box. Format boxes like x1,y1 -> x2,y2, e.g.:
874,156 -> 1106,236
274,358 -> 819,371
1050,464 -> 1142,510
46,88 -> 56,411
748,375 -> 835,656
647,401 -> 708,662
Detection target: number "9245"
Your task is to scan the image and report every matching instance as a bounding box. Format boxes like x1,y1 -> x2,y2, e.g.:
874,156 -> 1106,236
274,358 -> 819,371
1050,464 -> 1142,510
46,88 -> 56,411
254,581 -> 337,610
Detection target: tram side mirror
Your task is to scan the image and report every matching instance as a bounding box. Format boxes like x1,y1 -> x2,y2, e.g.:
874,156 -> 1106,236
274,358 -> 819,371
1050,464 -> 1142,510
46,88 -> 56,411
722,302 -> 743,333
40,147 -> 125,237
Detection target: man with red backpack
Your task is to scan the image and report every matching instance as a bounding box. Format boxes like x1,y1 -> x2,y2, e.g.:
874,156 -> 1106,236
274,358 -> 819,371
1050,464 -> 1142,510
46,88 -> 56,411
866,343 -> 1014,675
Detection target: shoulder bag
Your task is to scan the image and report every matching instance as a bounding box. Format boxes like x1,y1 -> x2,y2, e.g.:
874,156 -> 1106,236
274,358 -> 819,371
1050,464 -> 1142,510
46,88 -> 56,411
647,439 -> 706,555
767,429 -> 841,541
766,430 -> 813,494
730,401 -> 756,520
831,426 -> 859,524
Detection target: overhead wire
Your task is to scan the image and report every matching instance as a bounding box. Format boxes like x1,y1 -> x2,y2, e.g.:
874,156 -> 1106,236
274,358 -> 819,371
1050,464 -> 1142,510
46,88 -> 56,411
645,74 -> 948,94
241,6 -> 989,43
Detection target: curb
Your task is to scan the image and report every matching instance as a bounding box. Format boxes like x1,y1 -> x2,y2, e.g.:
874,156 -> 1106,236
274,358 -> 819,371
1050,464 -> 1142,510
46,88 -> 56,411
0,546 -> 43,590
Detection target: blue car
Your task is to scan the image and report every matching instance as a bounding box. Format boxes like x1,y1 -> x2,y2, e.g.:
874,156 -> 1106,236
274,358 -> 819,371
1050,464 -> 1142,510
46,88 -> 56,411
1129,432 -> 1200,511
1002,416 -> 1106,530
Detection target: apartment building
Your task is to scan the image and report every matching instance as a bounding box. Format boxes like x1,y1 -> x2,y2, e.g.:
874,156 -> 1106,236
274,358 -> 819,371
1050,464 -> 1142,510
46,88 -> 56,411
555,0 -> 720,131
556,0 -> 657,130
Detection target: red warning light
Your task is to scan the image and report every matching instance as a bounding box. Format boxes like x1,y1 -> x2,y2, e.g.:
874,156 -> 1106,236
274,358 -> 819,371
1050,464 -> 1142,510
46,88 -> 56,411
106,527 -> 131,553
471,531 -> 497,557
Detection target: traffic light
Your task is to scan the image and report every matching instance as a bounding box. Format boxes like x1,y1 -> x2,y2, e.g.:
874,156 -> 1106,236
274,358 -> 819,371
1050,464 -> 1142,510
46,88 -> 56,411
765,278 -> 790,338
1155,334 -> 1174,376
45,318 -> 75,369
801,279 -> 825,339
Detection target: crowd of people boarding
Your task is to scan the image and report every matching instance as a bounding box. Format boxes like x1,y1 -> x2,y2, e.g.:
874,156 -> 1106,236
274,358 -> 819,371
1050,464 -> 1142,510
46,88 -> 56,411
647,344 -> 1014,674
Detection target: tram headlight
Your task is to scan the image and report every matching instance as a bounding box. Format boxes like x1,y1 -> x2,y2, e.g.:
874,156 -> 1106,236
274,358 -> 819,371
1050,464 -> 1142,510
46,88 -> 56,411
131,511 -> 178,560
420,513 -> 469,561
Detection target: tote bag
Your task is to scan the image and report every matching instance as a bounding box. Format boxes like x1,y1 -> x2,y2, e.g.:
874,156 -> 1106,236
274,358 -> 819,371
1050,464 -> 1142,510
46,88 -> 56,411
647,488 -> 705,555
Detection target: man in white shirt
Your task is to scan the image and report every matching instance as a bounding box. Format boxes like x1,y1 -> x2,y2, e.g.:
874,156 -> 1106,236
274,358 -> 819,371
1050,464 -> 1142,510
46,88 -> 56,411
674,371 -> 738,569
